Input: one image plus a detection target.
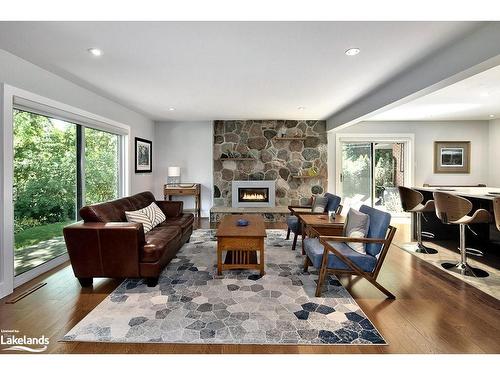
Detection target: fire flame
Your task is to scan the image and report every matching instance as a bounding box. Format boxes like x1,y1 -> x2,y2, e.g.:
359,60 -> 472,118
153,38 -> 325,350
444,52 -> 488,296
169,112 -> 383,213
242,192 -> 266,200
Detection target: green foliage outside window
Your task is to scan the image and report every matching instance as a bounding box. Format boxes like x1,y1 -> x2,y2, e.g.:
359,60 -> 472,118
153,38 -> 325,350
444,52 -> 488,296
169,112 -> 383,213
13,110 -> 120,248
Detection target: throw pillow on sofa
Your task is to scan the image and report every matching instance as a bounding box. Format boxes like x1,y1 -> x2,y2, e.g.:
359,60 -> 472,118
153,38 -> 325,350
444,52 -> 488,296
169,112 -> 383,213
125,202 -> 167,233
125,207 -> 154,233
148,202 -> 167,227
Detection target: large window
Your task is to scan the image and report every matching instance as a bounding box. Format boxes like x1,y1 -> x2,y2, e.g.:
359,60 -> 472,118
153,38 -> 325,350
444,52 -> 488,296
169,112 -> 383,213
13,109 -> 123,276
84,127 -> 120,205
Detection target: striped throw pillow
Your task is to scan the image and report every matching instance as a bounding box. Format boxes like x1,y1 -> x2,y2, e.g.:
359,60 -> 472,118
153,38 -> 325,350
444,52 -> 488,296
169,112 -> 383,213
125,208 -> 154,234
125,202 -> 166,234
148,202 -> 166,227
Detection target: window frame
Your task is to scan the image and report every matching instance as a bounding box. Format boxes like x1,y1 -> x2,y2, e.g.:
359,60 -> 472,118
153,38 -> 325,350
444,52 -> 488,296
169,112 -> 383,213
1,84 -> 130,297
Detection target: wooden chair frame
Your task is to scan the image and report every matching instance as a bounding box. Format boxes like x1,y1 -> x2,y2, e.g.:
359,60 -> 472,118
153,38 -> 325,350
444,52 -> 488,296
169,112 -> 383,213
303,225 -> 397,299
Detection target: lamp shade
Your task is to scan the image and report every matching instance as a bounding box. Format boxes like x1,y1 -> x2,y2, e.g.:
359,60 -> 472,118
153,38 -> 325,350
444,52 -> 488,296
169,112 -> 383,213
167,166 -> 181,177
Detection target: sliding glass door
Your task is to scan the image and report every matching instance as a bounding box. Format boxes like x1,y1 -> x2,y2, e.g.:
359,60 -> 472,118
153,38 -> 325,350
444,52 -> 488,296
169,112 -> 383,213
13,110 -> 77,276
339,140 -> 407,214
13,109 -> 123,279
340,142 -> 373,206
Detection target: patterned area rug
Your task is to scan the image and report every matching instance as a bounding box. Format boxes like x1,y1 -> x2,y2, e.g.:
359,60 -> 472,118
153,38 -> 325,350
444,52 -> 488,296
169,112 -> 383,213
62,229 -> 386,345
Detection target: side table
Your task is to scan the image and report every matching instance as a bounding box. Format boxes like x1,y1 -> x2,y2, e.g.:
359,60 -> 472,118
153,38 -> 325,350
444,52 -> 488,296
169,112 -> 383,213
163,183 -> 201,217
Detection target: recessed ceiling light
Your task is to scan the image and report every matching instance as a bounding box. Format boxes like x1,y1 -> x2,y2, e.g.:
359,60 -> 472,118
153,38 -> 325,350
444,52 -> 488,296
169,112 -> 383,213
168,107 -> 175,111
297,106 -> 306,111
345,48 -> 360,56
489,114 -> 495,118
87,48 -> 102,57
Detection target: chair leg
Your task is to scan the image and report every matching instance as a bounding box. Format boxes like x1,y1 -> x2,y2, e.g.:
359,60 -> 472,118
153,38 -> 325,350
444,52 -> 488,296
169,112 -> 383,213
292,232 -> 298,250
315,266 -> 327,297
366,277 -> 395,299
303,256 -> 311,272
315,253 -> 329,297
286,227 -> 291,240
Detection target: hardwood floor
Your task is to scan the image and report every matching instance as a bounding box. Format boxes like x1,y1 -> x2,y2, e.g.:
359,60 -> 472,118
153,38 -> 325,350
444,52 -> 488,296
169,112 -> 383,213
1,218 -> 499,354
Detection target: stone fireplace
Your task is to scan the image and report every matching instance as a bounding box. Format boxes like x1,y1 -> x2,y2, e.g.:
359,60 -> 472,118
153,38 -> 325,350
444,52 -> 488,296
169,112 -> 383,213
212,119 -> 327,220
231,180 -> 276,208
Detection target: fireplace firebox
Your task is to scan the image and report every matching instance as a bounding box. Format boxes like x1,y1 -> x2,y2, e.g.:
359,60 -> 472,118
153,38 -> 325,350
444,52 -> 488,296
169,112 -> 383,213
231,181 -> 275,208
238,188 -> 269,203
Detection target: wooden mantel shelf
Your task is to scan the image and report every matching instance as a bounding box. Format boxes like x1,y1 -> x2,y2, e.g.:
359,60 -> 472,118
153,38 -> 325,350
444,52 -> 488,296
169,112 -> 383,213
291,175 -> 325,179
272,137 -> 307,141
219,158 -> 256,161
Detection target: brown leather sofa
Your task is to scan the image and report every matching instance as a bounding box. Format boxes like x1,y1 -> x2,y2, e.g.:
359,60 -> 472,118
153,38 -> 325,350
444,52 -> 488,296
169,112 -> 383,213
63,191 -> 194,287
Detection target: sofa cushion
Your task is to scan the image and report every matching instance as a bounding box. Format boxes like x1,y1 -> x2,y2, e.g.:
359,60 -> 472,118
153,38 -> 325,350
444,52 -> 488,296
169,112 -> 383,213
79,192 -> 155,223
128,191 -> 156,210
141,226 -> 182,262
80,197 -> 135,222
162,214 -> 195,234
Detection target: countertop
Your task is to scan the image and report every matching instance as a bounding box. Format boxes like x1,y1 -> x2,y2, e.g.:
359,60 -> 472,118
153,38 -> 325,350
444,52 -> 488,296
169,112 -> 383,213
414,186 -> 500,201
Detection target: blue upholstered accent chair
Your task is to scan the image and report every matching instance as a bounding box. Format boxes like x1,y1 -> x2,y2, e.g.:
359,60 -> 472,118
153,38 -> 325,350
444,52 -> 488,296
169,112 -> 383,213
303,205 -> 397,299
286,193 -> 342,251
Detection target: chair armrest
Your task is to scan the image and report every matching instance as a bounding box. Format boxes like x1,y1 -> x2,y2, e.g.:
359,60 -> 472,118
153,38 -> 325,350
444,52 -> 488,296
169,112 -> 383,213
63,222 -> 145,277
288,205 -> 312,214
318,236 -> 387,244
155,200 -> 184,217
296,211 -> 327,215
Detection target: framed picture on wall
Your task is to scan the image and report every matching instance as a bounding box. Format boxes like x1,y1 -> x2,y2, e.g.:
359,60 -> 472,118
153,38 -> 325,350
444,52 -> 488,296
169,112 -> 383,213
135,137 -> 152,173
434,141 -> 470,174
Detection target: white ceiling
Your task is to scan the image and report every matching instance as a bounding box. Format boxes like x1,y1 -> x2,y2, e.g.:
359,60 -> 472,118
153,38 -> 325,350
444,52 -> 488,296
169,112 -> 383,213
0,21 -> 482,121
369,63 -> 500,121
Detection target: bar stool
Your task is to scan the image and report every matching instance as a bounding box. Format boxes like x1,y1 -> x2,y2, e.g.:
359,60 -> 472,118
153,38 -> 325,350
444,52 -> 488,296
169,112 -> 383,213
493,197 -> 500,231
433,192 -> 489,278
398,186 -> 438,254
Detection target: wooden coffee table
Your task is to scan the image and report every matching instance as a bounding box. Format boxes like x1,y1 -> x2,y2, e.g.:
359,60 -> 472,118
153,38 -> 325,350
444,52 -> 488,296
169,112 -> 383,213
215,214 -> 266,276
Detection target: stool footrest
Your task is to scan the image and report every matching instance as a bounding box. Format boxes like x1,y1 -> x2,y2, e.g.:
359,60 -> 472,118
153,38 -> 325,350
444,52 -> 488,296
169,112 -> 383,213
421,231 -> 435,239
465,247 -> 484,257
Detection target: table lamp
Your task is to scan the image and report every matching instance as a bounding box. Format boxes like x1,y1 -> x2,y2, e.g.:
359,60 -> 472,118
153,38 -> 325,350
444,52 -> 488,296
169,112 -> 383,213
167,166 -> 181,185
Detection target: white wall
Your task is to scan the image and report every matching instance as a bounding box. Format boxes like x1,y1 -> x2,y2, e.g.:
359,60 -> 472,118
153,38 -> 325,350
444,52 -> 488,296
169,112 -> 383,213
154,121 -> 213,217
489,119 -> 500,186
328,120 -> 491,193
0,49 -> 155,298
0,49 -> 155,194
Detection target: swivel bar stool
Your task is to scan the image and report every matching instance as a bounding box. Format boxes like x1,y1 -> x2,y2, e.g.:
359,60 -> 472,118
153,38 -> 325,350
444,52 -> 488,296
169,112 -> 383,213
493,197 -> 500,231
433,192 -> 489,278
398,186 -> 438,254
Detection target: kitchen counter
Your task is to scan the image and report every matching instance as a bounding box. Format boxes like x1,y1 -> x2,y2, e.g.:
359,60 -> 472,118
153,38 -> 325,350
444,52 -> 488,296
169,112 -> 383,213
412,186 -> 500,252
414,186 -> 500,201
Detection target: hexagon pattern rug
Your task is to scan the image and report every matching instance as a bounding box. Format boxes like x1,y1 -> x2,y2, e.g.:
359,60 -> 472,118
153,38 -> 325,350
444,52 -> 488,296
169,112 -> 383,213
62,229 -> 386,345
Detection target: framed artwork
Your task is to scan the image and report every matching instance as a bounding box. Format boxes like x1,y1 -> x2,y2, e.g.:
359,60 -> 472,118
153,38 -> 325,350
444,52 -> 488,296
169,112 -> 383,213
135,137 -> 152,173
434,141 -> 470,174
